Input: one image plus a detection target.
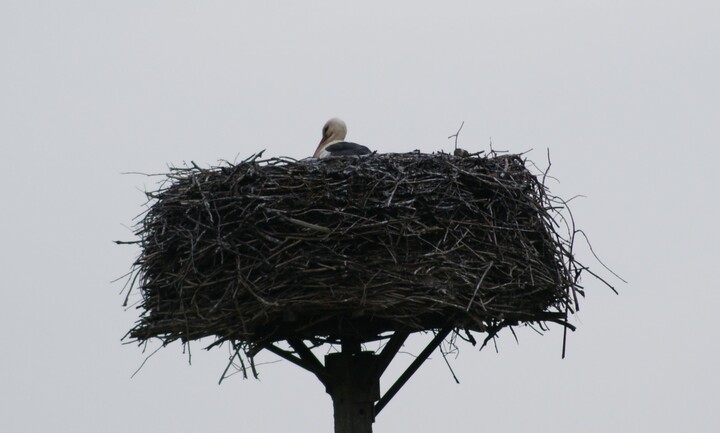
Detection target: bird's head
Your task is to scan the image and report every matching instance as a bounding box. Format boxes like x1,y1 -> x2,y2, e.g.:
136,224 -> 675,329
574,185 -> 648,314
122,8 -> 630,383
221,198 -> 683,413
314,118 -> 348,157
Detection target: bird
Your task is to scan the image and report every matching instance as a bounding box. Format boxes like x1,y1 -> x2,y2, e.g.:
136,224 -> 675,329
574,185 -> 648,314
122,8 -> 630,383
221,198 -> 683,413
313,118 -> 372,158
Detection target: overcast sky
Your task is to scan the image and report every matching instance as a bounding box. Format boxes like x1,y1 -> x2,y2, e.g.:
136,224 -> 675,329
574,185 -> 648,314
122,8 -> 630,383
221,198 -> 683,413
1,1 -> 718,432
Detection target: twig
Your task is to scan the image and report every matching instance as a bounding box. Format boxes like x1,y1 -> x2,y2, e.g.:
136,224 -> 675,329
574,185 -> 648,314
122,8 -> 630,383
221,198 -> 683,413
448,121 -> 465,150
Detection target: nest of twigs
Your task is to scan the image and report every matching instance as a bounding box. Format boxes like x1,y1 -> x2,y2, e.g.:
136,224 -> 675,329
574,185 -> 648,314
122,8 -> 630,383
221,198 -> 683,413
124,152 -> 583,348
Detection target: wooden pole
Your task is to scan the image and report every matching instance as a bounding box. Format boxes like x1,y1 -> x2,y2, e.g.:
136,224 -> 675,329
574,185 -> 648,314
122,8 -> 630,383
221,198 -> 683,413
325,343 -> 380,433
271,330 -> 448,432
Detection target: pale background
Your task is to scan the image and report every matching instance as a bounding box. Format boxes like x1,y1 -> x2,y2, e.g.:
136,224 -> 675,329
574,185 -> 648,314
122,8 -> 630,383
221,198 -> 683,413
1,1 -> 718,432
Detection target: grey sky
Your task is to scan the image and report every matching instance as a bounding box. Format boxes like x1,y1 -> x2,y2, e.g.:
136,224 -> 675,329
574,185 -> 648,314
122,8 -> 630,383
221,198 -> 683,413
1,1 -> 718,432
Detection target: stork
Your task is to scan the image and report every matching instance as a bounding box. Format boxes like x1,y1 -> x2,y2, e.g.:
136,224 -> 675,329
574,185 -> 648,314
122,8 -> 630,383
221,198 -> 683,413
313,118 -> 372,158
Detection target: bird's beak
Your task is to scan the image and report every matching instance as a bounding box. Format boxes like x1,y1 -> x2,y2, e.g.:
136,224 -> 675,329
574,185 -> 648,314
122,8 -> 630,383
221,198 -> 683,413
313,138 -> 326,158
318,132 -> 329,147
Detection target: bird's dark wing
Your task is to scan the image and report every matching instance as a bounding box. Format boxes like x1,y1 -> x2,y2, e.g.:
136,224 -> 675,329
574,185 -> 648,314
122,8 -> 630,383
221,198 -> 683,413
324,141 -> 372,156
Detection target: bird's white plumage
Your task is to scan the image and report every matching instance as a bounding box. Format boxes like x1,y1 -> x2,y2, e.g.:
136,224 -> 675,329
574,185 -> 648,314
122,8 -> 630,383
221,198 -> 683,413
314,118 -> 348,158
313,118 -> 370,158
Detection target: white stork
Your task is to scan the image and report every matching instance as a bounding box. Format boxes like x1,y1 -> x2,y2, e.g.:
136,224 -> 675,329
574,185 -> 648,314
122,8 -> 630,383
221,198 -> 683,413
313,118 -> 372,158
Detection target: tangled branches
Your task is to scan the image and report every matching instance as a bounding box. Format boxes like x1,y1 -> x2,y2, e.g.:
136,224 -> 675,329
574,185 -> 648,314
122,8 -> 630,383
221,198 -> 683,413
125,152 -> 584,350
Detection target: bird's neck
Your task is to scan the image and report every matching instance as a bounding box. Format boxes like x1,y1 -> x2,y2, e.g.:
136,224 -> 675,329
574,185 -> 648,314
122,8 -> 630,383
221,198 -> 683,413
313,138 -> 343,158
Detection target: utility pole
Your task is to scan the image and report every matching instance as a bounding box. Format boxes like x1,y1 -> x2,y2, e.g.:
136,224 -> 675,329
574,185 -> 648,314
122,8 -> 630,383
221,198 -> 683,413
264,329 -> 451,433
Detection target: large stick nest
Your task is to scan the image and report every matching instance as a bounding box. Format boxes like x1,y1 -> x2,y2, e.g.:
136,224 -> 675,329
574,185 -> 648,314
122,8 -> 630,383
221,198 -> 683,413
125,152 -> 583,348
